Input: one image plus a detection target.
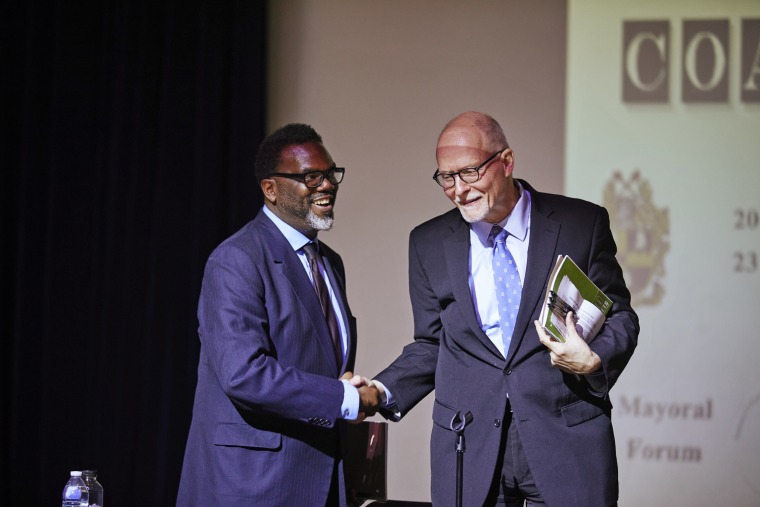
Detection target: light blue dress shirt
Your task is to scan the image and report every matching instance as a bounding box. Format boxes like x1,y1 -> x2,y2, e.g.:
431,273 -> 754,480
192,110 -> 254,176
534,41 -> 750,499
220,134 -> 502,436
468,185 -> 531,358
382,184 -> 532,408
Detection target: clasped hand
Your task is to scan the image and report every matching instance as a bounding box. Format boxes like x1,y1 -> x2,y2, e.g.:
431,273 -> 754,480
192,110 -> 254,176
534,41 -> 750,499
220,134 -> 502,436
534,311 -> 602,375
340,373 -> 382,423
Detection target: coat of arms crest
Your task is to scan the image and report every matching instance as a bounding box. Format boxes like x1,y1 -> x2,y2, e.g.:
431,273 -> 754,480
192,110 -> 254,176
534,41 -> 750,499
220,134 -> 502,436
603,171 -> 669,307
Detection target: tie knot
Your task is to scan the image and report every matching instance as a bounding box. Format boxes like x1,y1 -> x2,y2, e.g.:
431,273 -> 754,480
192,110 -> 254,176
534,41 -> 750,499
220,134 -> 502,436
302,242 -> 319,260
490,225 -> 508,246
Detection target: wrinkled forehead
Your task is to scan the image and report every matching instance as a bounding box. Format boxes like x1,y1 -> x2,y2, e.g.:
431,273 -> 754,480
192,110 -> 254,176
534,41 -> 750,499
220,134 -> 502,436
436,127 -> 491,171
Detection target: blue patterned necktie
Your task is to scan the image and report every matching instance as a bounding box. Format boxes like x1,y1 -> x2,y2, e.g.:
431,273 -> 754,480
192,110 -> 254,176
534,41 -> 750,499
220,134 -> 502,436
491,225 -> 522,357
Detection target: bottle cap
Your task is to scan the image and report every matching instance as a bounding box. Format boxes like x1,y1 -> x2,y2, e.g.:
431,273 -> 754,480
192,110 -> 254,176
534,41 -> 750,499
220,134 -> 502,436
70,471 -> 82,477
83,470 -> 97,476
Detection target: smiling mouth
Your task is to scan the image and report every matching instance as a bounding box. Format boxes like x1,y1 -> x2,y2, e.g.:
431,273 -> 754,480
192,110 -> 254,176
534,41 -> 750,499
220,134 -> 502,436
458,196 -> 481,207
312,195 -> 334,208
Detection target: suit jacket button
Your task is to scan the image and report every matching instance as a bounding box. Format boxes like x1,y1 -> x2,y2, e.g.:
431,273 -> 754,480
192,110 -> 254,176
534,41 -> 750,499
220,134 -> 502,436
504,369 -> 512,375
493,419 -> 501,428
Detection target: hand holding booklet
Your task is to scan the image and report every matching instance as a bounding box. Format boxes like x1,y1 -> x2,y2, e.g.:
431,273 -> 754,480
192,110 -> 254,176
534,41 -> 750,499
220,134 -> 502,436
539,255 -> 612,343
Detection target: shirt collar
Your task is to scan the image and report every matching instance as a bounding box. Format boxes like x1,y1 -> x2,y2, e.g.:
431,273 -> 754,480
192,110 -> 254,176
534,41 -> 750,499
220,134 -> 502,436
262,205 -> 315,252
470,181 -> 531,245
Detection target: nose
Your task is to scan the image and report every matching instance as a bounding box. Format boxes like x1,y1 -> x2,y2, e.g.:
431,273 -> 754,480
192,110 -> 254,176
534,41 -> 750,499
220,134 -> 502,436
316,173 -> 336,191
452,174 -> 471,195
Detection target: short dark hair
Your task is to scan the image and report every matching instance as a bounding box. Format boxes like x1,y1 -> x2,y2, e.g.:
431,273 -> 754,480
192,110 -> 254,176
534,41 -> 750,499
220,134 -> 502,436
254,123 -> 323,184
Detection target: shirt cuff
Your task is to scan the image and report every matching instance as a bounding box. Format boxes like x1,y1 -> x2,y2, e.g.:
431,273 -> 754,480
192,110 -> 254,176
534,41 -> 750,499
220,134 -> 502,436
340,379 -> 360,420
371,380 -> 392,407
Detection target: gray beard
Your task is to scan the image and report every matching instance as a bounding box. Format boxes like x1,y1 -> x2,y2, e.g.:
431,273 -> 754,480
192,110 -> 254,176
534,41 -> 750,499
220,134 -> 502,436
307,210 -> 334,231
457,203 -> 489,224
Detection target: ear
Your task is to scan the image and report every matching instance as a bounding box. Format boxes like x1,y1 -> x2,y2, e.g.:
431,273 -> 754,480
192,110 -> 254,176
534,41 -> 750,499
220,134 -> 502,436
500,149 -> 515,176
260,178 -> 277,204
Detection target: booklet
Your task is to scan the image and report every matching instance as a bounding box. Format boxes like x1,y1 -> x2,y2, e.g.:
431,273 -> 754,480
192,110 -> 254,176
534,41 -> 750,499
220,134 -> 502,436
539,255 -> 612,343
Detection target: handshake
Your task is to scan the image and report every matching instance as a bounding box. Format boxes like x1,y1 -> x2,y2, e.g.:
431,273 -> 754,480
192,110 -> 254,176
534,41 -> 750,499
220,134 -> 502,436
341,373 -> 385,423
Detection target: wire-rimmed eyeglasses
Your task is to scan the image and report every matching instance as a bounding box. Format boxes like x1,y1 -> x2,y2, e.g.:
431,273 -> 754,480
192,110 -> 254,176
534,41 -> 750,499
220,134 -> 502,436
267,166 -> 345,188
432,149 -> 505,189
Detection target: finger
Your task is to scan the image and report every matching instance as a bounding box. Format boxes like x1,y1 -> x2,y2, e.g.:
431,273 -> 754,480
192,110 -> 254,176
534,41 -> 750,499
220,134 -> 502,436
368,379 -> 386,399
535,320 -> 556,349
349,375 -> 368,387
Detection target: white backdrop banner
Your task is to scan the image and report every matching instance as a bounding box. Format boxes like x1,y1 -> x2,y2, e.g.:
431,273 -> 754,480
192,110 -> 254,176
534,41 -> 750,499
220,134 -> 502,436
567,1 -> 760,505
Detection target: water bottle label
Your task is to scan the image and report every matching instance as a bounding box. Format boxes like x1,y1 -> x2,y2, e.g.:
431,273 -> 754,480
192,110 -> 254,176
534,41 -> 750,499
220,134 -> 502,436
65,485 -> 82,500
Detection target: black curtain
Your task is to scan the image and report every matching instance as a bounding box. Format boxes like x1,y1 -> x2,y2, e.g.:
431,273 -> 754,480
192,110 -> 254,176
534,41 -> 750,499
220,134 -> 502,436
1,1 -> 267,504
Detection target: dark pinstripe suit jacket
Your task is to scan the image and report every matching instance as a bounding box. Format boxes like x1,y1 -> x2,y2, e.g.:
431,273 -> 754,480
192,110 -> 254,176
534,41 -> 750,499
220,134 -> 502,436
177,209 -> 357,506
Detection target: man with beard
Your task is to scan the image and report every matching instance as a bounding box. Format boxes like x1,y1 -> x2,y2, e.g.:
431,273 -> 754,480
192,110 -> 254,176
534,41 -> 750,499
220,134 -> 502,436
354,112 -> 638,506
177,123 -> 378,506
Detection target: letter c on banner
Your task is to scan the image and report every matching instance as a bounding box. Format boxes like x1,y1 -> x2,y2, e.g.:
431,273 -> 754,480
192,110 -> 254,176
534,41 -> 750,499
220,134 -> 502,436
626,31 -> 667,92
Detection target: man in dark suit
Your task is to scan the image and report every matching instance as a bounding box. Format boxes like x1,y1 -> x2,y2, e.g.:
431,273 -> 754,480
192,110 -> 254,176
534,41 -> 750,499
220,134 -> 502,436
356,112 -> 639,506
177,123 -> 377,506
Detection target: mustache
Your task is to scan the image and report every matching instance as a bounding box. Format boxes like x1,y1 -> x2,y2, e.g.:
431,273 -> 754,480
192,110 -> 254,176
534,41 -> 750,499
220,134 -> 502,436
309,191 -> 335,201
454,191 -> 482,204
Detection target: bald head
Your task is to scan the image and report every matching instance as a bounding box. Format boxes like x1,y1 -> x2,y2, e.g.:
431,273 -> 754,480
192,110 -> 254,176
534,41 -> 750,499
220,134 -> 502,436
438,111 -> 509,153
433,112 -> 518,223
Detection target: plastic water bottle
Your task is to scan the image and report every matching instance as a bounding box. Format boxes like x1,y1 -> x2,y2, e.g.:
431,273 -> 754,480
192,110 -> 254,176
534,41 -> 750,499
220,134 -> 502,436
82,470 -> 104,507
62,471 -> 89,507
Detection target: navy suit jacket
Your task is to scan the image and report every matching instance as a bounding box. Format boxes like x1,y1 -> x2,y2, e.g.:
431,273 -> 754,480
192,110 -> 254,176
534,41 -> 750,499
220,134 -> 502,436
375,180 -> 639,507
177,209 -> 357,506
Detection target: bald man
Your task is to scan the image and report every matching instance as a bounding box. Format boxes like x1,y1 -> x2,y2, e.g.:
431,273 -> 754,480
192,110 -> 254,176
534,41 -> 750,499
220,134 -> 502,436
360,112 -> 638,506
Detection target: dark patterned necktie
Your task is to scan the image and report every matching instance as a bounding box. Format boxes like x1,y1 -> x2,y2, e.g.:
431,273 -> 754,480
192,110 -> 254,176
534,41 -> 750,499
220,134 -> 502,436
302,242 -> 343,366
491,225 -> 522,357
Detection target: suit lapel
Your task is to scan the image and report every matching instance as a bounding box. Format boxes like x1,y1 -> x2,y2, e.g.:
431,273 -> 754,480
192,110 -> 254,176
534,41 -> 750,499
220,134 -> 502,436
506,188 -> 560,363
439,186 -> 563,365
442,215 -> 506,363
255,213 -> 342,374
321,251 -> 354,374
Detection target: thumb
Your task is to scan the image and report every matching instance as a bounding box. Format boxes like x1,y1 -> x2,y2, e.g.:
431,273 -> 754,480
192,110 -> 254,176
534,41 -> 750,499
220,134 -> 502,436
564,311 -> 582,342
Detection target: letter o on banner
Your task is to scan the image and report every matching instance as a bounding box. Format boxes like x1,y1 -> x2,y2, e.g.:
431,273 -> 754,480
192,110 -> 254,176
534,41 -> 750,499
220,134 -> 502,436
682,19 -> 729,102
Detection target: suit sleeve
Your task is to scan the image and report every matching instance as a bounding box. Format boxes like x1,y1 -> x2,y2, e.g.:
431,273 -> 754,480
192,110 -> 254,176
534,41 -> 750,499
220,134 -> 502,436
198,243 -> 346,426
375,229 -> 439,418
584,206 -> 640,397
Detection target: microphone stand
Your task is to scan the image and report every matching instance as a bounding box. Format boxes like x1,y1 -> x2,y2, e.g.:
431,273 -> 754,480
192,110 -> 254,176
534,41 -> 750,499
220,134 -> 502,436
449,410 -> 473,507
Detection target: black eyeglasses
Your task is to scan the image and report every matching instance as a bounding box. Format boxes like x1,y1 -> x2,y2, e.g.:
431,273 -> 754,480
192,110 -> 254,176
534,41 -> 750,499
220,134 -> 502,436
432,149 -> 505,189
267,167 -> 345,188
